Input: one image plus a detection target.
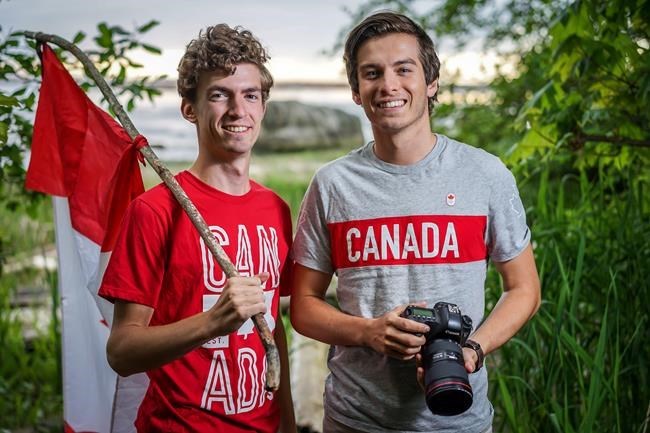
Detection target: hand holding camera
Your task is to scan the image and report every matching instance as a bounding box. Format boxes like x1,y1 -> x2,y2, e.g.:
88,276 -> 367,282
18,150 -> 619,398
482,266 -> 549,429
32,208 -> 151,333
364,303 -> 431,361
401,303 -> 475,416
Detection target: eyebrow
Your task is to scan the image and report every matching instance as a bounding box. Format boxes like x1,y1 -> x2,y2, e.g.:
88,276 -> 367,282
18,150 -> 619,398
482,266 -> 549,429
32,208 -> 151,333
204,86 -> 229,97
205,85 -> 262,94
359,58 -> 418,70
394,58 -> 417,67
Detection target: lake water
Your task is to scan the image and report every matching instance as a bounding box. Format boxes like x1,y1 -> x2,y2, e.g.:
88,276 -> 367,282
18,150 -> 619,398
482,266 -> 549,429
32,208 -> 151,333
129,85 -> 373,162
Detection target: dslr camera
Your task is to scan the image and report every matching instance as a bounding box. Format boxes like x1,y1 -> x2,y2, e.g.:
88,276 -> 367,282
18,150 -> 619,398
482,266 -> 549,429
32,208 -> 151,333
401,302 -> 473,416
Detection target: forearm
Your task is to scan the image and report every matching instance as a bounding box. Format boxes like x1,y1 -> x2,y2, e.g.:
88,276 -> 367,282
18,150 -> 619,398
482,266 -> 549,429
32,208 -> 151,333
291,294 -> 369,347
291,265 -> 443,360
107,311 -> 211,376
470,244 -> 541,355
108,275 -> 268,377
470,286 -> 540,355
274,311 -> 296,433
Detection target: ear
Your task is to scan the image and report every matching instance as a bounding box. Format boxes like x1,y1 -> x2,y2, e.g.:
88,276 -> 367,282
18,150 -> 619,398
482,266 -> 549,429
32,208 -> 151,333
352,91 -> 362,106
181,98 -> 197,124
426,79 -> 438,98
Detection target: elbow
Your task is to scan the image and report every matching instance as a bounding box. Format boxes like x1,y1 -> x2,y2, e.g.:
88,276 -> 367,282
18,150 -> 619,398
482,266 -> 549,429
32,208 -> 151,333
289,296 -> 309,337
289,300 -> 302,335
107,337 -> 137,377
534,288 -> 542,314
530,280 -> 542,318
107,354 -> 129,377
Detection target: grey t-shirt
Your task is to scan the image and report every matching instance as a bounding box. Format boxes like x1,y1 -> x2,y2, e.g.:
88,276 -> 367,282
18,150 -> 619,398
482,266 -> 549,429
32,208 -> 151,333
293,135 -> 530,433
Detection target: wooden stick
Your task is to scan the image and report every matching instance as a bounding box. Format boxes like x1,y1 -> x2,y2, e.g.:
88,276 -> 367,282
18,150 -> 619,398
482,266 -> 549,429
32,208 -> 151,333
23,31 -> 281,391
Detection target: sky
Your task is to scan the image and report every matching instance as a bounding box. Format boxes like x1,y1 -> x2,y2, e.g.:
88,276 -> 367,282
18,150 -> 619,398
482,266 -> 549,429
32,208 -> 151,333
1,0 -> 502,85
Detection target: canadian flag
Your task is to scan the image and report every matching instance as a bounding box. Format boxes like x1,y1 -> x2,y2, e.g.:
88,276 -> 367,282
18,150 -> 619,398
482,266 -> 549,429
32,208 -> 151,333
25,44 -> 148,432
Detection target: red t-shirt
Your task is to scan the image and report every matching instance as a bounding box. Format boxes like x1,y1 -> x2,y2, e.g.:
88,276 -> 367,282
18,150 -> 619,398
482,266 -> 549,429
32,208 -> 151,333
99,171 -> 293,432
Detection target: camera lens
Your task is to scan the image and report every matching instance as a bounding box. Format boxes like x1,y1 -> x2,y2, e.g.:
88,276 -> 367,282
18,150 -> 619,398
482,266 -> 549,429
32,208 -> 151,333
422,339 -> 473,416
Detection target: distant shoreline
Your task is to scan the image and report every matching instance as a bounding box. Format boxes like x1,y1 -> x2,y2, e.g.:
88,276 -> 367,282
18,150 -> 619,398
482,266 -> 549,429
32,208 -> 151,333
5,77 -> 486,93
150,78 -> 487,93
153,79 -> 353,90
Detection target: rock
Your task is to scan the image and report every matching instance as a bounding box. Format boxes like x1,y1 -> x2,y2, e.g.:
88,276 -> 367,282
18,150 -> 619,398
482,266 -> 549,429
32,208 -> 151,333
257,100 -> 363,152
290,331 -> 330,432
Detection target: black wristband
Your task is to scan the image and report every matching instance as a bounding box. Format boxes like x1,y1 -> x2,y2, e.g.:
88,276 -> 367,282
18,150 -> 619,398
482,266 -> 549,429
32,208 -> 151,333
463,339 -> 484,372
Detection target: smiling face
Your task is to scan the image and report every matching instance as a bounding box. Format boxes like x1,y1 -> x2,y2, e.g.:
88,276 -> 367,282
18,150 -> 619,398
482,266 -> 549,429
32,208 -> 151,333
181,63 -> 265,161
352,33 -> 438,136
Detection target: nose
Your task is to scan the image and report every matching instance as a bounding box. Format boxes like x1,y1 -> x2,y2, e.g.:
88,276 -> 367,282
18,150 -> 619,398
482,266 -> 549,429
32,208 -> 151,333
227,94 -> 246,118
379,70 -> 399,93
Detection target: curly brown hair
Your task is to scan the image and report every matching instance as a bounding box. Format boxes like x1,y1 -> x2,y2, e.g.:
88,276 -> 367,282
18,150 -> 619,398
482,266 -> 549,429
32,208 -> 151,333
177,24 -> 273,103
344,11 -> 440,112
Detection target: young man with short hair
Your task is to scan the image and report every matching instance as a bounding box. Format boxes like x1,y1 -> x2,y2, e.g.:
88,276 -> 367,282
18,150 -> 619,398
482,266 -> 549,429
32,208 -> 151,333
291,11 -> 541,433
100,24 -> 296,432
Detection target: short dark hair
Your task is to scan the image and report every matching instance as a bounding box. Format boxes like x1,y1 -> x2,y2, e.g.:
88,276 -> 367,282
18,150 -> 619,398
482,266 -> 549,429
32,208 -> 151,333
343,11 -> 440,111
177,24 -> 273,103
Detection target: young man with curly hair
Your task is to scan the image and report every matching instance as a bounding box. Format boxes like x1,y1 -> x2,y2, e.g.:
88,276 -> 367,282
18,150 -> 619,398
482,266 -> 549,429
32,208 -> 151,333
99,24 -> 296,432
291,11 -> 541,433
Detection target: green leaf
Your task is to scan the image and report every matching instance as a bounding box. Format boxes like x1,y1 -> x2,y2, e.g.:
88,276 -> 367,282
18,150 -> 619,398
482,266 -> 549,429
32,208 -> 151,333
2,39 -> 19,48
142,87 -> 159,103
22,93 -> 36,110
97,22 -> 110,34
126,59 -> 143,68
0,94 -> 20,108
516,80 -> 553,125
115,64 -> 126,85
141,43 -> 162,55
550,35 -> 583,82
95,22 -> 113,48
72,31 -> 86,44
496,373 -> 517,427
0,121 -> 8,144
110,25 -> 130,36
137,20 -> 160,33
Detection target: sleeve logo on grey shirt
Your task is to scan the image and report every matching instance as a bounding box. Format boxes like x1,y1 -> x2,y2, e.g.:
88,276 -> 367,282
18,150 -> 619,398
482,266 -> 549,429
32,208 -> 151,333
508,184 -> 524,218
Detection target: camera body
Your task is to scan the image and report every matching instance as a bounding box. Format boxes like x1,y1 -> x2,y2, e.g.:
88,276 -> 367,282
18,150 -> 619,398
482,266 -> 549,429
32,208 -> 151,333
401,302 -> 474,416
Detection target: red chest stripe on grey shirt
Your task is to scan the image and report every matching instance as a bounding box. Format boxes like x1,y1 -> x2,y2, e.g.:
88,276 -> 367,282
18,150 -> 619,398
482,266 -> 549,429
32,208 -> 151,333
328,215 -> 487,269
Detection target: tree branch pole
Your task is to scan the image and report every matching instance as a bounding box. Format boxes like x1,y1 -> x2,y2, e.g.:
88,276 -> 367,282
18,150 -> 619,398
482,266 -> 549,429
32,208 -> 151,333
23,31 -> 280,391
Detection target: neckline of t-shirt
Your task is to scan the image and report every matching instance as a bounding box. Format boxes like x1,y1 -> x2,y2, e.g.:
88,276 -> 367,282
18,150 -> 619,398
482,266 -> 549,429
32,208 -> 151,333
362,133 -> 446,174
178,170 -> 261,204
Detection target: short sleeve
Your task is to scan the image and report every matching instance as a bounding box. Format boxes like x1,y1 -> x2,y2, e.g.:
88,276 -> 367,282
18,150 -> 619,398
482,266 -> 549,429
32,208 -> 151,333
293,173 -> 334,274
486,164 -> 531,262
98,198 -> 168,308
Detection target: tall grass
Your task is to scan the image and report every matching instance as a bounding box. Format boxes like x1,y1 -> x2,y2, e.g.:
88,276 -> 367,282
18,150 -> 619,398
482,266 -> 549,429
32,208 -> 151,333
0,197 -> 60,430
0,197 -> 53,274
487,161 -> 650,432
0,270 -> 61,431
263,175 -> 310,224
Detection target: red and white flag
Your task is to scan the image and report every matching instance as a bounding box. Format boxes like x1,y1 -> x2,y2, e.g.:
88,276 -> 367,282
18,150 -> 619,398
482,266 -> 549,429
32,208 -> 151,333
26,44 -> 148,433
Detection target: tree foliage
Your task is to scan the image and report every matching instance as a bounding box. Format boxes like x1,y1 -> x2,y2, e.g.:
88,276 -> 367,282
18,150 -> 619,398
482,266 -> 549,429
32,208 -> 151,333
514,0 -> 650,171
0,21 -> 164,268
